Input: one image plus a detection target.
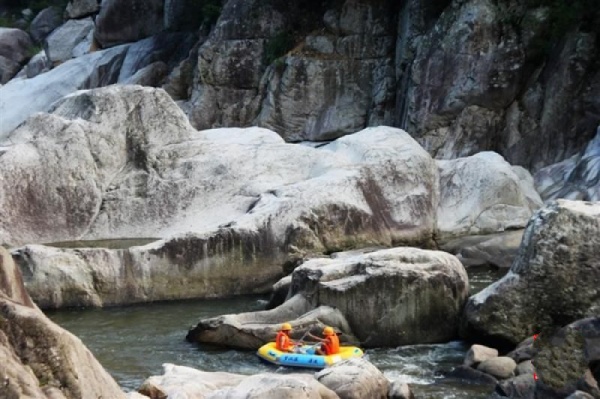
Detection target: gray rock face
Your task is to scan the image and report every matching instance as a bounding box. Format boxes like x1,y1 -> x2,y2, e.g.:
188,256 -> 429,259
44,18 -> 95,64
66,0 -> 100,19
289,247 -> 469,347
535,127 -> 600,202
255,0 -> 398,142
315,358 -> 389,399
188,0 -> 284,131
0,247 -> 126,399
29,6 -> 62,43
189,0 -> 398,140
400,0 -> 599,172
403,0 -> 516,158
0,28 -> 33,83
95,0 -> 165,48
462,200 -> 600,347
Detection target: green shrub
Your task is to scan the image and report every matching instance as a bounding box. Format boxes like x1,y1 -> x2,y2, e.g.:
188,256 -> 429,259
265,31 -> 294,65
179,0 -> 222,30
0,15 -> 17,27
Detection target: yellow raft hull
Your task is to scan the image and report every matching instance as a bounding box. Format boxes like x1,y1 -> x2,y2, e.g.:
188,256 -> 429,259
257,342 -> 363,369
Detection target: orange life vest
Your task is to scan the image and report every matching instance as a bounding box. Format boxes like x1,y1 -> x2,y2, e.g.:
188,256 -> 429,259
323,334 -> 340,355
276,331 -> 294,352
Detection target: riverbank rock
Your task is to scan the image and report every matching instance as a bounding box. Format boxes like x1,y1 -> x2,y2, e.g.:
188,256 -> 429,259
476,357 -> 516,380
462,200 -> 600,348
288,247 -> 469,346
464,344 -> 498,368
0,247 -> 126,399
139,363 -> 339,399
315,358 -> 389,399
186,294 -> 358,349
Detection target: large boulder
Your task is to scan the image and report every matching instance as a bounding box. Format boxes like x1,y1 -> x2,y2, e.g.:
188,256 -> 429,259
29,7 -> 62,43
288,247 -> 469,346
0,45 -> 129,140
0,27 -> 33,83
0,247 -> 126,399
44,18 -> 95,64
462,200 -> 600,348
139,363 -> 339,399
186,294 -> 358,349
1,85 -> 185,246
436,152 -> 542,239
1,84 -> 540,308
315,358 -> 389,399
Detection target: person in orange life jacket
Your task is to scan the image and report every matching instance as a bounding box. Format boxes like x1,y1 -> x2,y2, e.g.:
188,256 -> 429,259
275,322 -> 298,353
308,326 -> 340,355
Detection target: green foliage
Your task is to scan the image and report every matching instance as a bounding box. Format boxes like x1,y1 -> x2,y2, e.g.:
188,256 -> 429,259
180,0 -> 222,30
0,15 -> 17,28
265,31 -> 294,65
508,0 -> 600,61
27,44 -> 43,58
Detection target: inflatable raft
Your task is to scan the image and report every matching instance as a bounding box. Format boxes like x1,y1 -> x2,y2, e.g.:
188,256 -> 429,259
257,342 -> 364,369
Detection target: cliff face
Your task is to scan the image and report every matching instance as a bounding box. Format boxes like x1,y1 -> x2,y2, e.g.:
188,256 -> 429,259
1,0 -> 598,178
184,0 -> 598,171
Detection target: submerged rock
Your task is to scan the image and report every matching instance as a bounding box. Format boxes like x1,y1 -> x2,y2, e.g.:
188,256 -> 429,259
186,294 -> 358,349
0,247 -> 126,399
462,200 -> 600,347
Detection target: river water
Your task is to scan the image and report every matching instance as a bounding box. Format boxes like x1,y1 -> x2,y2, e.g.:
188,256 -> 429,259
46,266 -> 505,398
